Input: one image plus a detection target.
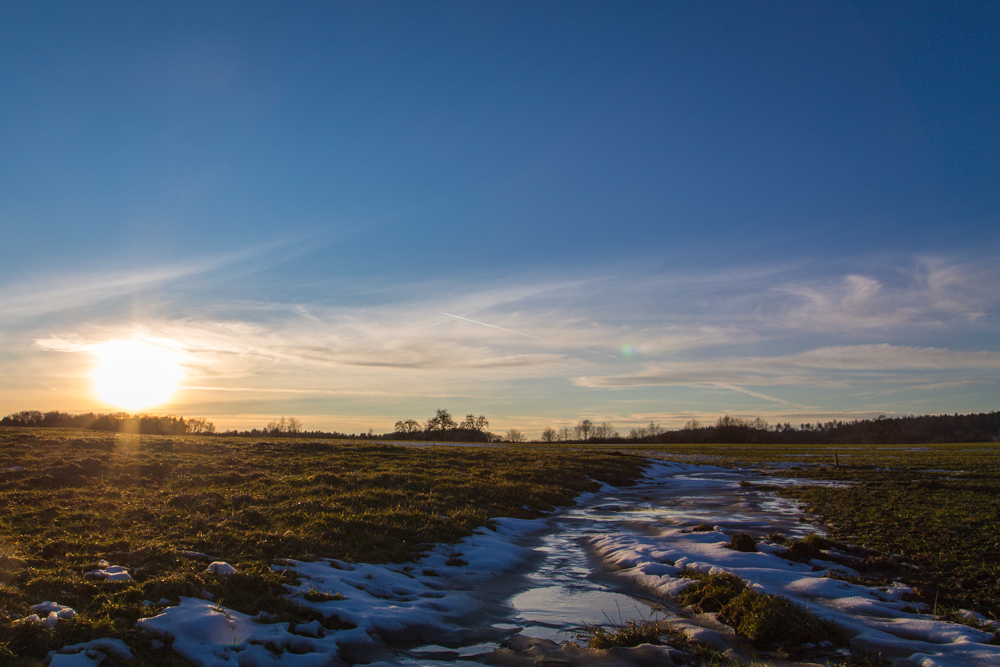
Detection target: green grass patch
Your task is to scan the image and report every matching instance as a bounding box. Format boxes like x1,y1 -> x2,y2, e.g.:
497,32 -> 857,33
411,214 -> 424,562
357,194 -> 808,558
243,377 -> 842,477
676,570 -> 747,612
716,588 -> 842,649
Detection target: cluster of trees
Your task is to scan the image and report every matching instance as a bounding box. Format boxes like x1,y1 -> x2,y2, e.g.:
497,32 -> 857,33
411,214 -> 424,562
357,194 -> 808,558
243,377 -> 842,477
265,416 -> 302,435
394,409 -> 496,442
539,419 -> 623,443
0,410 -> 215,435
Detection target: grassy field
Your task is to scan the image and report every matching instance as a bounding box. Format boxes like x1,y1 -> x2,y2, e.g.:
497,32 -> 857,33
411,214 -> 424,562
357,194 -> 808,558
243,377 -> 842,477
0,428 -> 644,664
1,429 -> 997,664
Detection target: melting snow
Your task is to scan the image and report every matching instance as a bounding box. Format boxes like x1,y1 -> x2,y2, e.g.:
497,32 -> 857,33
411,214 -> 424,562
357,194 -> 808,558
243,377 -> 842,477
84,564 -> 134,582
21,601 -> 77,628
47,638 -> 134,667
589,461 -> 1000,667
205,561 -> 238,576
137,517 -> 545,665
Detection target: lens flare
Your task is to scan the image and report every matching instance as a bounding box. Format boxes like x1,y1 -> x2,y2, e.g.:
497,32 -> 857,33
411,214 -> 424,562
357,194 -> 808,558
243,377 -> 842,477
92,339 -> 184,410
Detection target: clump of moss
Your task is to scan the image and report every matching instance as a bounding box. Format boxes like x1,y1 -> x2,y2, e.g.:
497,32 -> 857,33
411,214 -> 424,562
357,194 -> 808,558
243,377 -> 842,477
677,571 -> 747,612
717,589 -> 841,649
782,540 -> 824,563
729,532 -> 757,552
690,523 -> 715,532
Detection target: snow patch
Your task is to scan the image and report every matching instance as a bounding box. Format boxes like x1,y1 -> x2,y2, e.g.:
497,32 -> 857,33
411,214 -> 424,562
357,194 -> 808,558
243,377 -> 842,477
48,637 -> 134,666
22,602 -> 77,627
205,561 -> 238,576
137,516 -> 546,665
84,564 -> 133,582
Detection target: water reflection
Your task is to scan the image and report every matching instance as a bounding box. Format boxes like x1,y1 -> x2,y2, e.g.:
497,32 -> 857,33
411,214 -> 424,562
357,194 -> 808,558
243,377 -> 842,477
389,464 -> 827,661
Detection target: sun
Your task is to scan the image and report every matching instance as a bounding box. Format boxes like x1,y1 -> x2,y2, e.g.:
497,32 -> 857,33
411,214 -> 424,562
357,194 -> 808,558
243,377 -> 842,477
92,339 -> 184,411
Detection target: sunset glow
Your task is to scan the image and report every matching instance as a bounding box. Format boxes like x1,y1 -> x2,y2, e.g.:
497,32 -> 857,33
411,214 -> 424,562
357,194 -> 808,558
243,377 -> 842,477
0,3 -> 996,434
92,339 -> 184,411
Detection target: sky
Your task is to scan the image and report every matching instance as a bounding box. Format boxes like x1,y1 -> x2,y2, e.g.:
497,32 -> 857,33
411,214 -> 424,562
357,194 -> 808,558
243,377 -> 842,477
1,1 -> 998,436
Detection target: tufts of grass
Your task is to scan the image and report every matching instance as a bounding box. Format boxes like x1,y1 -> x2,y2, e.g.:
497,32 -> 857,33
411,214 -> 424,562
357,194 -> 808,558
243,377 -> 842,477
764,530 -> 788,544
578,618 -> 677,649
676,571 -> 746,613
690,522 -> 715,532
676,570 -> 842,651
728,532 -> 757,552
781,539 -> 825,563
302,588 -> 345,603
717,588 -> 842,649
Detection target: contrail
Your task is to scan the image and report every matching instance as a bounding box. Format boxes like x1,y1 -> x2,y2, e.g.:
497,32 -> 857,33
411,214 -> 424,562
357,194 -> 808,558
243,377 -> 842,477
440,312 -> 617,358
713,383 -> 811,408
440,312 -> 547,341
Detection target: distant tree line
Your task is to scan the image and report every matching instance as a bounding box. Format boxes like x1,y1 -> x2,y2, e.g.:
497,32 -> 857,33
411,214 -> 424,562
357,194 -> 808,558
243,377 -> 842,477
216,416 -> 335,439
539,419 -> 624,443
538,412 -> 1000,445
5,409 -> 997,444
0,410 -> 215,435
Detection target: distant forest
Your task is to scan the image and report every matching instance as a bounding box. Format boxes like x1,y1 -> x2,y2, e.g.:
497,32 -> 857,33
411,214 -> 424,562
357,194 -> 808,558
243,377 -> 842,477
2,409 -> 998,444
629,412 -> 1000,445
0,411 -> 215,436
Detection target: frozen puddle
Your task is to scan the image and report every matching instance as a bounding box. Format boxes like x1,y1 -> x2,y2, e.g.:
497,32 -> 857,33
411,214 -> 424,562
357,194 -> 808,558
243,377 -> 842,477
100,461 -> 998,666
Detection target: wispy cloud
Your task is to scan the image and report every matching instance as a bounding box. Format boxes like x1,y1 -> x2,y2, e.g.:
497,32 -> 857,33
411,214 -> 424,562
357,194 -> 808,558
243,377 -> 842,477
575,344 -> 1000,390
0,234 -> 326,322
764,257 -> 997,332
9,253 -> 1000,427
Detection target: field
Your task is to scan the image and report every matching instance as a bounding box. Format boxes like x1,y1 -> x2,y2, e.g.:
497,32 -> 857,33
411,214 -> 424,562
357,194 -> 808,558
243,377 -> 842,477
1,428 -> 998,664
0,428 -> 644,664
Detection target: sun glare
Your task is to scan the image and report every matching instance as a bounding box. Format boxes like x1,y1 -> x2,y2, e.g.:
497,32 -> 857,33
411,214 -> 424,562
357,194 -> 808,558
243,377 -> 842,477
92,339 -> 184,411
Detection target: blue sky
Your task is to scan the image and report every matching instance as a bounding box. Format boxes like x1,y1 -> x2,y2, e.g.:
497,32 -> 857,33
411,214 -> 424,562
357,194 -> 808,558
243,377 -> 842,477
2,1 -> 998,435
